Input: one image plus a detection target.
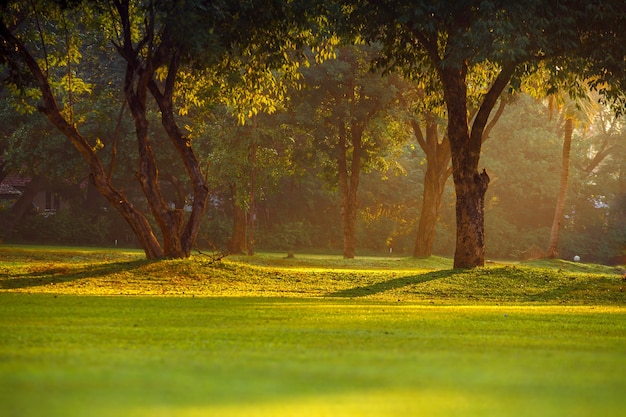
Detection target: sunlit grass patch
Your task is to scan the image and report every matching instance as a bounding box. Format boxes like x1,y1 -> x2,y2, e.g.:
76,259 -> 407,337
0,295 -> 624,417
0,245 -> 623,304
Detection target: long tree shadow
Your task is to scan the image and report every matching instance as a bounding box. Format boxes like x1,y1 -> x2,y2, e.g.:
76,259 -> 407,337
325,269 -> 456,298
0,259 -> 154,290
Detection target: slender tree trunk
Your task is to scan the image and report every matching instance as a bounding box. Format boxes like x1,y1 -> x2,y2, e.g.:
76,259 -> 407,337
337,121 -> 361,259
546,117 -> 573,258
247,141 -> 257,256
147,53 -> 209,257
414,161 -> 450,257
229,195 -> 247,254
412,117 -> 452,257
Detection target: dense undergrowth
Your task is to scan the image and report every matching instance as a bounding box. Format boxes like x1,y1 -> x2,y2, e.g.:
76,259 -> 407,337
0,245 -> 623,304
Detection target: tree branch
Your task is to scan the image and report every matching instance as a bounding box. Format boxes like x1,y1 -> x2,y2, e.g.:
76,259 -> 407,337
470,63 -> 515,150
481,98 -> 506,143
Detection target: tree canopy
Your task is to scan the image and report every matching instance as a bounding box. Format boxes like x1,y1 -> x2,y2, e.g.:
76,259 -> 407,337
0,0 -> 624,265
342,0 -> 626,267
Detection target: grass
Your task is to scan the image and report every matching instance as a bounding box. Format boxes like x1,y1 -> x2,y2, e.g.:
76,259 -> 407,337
0,245 -> 623,304
0,245 -> 625,416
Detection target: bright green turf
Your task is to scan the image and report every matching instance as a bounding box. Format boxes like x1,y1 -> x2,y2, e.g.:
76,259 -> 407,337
1,245 -> 623,303
1,293 -> 624,417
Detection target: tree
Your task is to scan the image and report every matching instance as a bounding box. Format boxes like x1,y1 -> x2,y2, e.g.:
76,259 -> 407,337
555,105 -> 625,262
398,77 -> 506,258
289,45 -> 400,258
545,96 -> 596,259
205,113 -> 294,255
0,0 -> 319,258
481,94 -> 562,258
346,0 -> 626,267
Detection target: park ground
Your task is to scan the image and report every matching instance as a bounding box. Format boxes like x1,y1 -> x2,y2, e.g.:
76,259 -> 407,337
0,245 -> 625,417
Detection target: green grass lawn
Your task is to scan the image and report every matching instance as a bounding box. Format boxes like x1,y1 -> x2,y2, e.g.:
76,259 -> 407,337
0,245 -> 625,416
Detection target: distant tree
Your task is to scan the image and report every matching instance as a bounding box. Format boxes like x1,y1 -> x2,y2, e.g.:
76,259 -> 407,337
289,45 -> 401,258
482,94 -> 562,258
545,93 -> 597,258
559,107 -> 626,262
205,113 -> 293,255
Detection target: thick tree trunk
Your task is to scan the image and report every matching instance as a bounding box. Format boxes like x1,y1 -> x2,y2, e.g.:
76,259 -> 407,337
411,99 -> 505,258
442,66 -> 488,268
438,61 -> 513,268
546,117 -> 573,258
453,168 -> 490,267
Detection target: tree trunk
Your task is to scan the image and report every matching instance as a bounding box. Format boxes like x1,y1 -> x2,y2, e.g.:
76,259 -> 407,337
412,116 -> 452,257
414,161 -> 450,257
442,65 -> 487,268
247,141 -> 257,256
438,61 -> 513,268
337,121 -> 361,259
410,98 -> 505,258
453,168 -> 490,267
546,117 -> 573,258
0,10 -> 210,260
229,197 -> 247,254
0,22 -> 165,259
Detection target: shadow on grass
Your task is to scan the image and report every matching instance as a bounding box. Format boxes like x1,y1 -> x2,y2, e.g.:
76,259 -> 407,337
0,259 -> 153,290
325,269 -> 455,298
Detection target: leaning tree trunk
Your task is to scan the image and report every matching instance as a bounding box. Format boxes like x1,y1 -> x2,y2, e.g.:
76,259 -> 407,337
546,117 -> 573,258
0,11 -> 210,259
0,22 -> 165,259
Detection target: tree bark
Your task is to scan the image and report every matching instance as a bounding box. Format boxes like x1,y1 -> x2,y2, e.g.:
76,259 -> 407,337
414,159 -> 450,257
546,117 -> 573,258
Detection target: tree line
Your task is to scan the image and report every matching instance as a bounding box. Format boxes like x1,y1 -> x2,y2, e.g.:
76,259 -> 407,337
0,0 -> 624,266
